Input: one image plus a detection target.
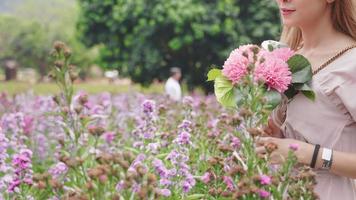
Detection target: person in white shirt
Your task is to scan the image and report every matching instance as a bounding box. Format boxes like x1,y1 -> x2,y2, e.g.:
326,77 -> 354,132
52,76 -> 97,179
164,67 -> 182,101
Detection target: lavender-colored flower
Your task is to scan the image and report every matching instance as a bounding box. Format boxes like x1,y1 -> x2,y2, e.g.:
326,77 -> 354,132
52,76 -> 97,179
155,188 -> 171,197
116,180 -> 125,191
147,142 -> 160,153
9,148 -> 33,193
223,176 -> 235,191
152,159 -> 169,177
258,189 -> 271,198
102,131 -> 115,144
0,129 -> 9,173
142,100 -> 155,114
231,136 -> 241,149
289,143 -> 299,151
201,172 -> 211,184
132,182 -> 141,193
178,120 -> 192,131
48,162 -> 68,179
23,115 -> 34,135
160,178 -> 172,187
182,180 -> 192,193
182,96 -> 194,107
174,131 -> 191,145
260,174 -> 272,185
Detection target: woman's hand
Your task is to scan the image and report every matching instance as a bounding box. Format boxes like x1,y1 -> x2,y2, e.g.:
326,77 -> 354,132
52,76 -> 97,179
255,136 -> 314,165
263,118 -> 284,138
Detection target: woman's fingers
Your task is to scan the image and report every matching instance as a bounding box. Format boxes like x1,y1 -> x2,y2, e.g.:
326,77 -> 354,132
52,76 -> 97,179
255,146 -> 266,154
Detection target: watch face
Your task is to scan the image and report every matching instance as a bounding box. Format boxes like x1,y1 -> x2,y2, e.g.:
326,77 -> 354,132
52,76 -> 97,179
322,148 -> 332,161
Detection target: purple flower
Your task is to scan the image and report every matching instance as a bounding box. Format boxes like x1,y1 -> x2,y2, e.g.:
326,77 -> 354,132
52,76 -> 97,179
102,131 -> 115,144
23,115 -> 34,135
178,120 -> 192,130
182,96 -> 194,107
142,100 -> 155,114
260,174 -> 272,185
258,189 -> 271,198
231,137 -> 241,149
48,162 -> 68,179
9,148 -> 33,193
174,131 -> 191,145
8,178 -> 21,193
223,176 -> 235,190
116,180 -> 125,191
160,178 -> 172,187
182,181 -> 192,193
201,172 -> 211,184
152,159 -> 169,177
289,143 -> 299,151
155,188 -> 171,197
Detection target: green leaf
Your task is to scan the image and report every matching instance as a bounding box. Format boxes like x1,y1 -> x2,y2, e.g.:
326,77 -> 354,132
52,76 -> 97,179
287,54 -> 312,83
214,75 -> 236,107
295,83 -> 316,101
265,89 -> 282,110
207,68 -> 221,81
284,86 -> 298,99
287,54 -> 311,73
291,66 -> 312,83
302,90 -> 316,101
187,194 -> 205,200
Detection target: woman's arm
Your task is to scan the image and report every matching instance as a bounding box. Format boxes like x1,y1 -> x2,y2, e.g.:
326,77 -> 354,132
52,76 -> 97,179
256,137 -> 356,179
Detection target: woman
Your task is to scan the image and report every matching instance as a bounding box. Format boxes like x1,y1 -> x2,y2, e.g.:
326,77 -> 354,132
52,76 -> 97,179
256,0 -> 356,199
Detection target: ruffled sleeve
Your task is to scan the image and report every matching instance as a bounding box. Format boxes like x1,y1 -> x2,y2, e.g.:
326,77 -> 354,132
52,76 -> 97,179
318,50 -> 356,121
335,78 -> 356,121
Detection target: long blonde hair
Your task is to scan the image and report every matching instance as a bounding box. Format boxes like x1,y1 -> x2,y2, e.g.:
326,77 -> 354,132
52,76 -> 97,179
280,0 -> 356,50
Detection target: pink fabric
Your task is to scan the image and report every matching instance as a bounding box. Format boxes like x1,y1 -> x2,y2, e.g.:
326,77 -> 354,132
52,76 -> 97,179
276,48 -> 356,200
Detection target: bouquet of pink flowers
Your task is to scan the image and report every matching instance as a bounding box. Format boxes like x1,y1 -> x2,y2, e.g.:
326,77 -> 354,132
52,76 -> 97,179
208,41 -> 314,110
205,42 -> 318,199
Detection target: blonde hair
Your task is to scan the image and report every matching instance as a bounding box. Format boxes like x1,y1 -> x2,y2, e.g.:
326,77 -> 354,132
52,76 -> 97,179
280,0 -> 356,50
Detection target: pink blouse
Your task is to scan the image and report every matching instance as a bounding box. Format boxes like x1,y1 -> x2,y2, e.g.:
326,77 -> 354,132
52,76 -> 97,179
273,48 -> 356,200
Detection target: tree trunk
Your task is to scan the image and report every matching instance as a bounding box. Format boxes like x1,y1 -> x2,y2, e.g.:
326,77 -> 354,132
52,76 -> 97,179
4,60 -> 18,81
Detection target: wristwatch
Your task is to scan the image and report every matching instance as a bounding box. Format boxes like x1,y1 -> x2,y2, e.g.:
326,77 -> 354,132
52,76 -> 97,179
321,148 -> 333,170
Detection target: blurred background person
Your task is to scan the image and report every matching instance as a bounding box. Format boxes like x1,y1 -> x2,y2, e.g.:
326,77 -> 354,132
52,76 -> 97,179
165,67 -> 182,101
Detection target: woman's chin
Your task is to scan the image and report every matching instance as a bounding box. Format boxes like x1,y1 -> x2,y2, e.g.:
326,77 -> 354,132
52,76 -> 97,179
281,19 -> 296,27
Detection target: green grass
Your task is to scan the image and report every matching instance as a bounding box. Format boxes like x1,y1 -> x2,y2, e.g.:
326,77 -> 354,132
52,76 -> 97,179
0,81 -> 165,95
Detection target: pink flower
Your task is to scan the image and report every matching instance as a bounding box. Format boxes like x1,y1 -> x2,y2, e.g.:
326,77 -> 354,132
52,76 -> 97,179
258,189 -> 271,198
201,172 -> 211,184
239,44 -> 258,62
259,174 -> 272,185
223,176 -> 235,190
155,188 -> 171,197
289,143 -> 299,151
231,136 -> 241,149
23,115 -> 34,135
254,56 -> 292,93
271,48 -> 295,62
102,131 -> 115,144
222,49 -> 249,84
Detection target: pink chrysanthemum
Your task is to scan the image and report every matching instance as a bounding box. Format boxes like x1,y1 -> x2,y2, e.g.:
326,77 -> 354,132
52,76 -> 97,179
254,57 -> 292,93
222,49 -> 249,85
271,48 -> 295,62
238,44 -> 259,62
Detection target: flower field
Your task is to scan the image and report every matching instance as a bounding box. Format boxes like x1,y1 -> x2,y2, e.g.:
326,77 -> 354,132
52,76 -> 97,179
0,42 -> 318,200
0,91 -> 317,200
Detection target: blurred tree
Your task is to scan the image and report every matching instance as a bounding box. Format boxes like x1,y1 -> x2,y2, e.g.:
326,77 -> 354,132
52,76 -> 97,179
0,0 -> 98,81
78,0 -> 280,91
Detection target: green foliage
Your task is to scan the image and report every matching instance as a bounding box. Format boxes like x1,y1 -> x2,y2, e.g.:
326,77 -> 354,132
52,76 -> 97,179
286,55 -> 315,100
78,0 -> 280,90
0,0 -> 98,79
